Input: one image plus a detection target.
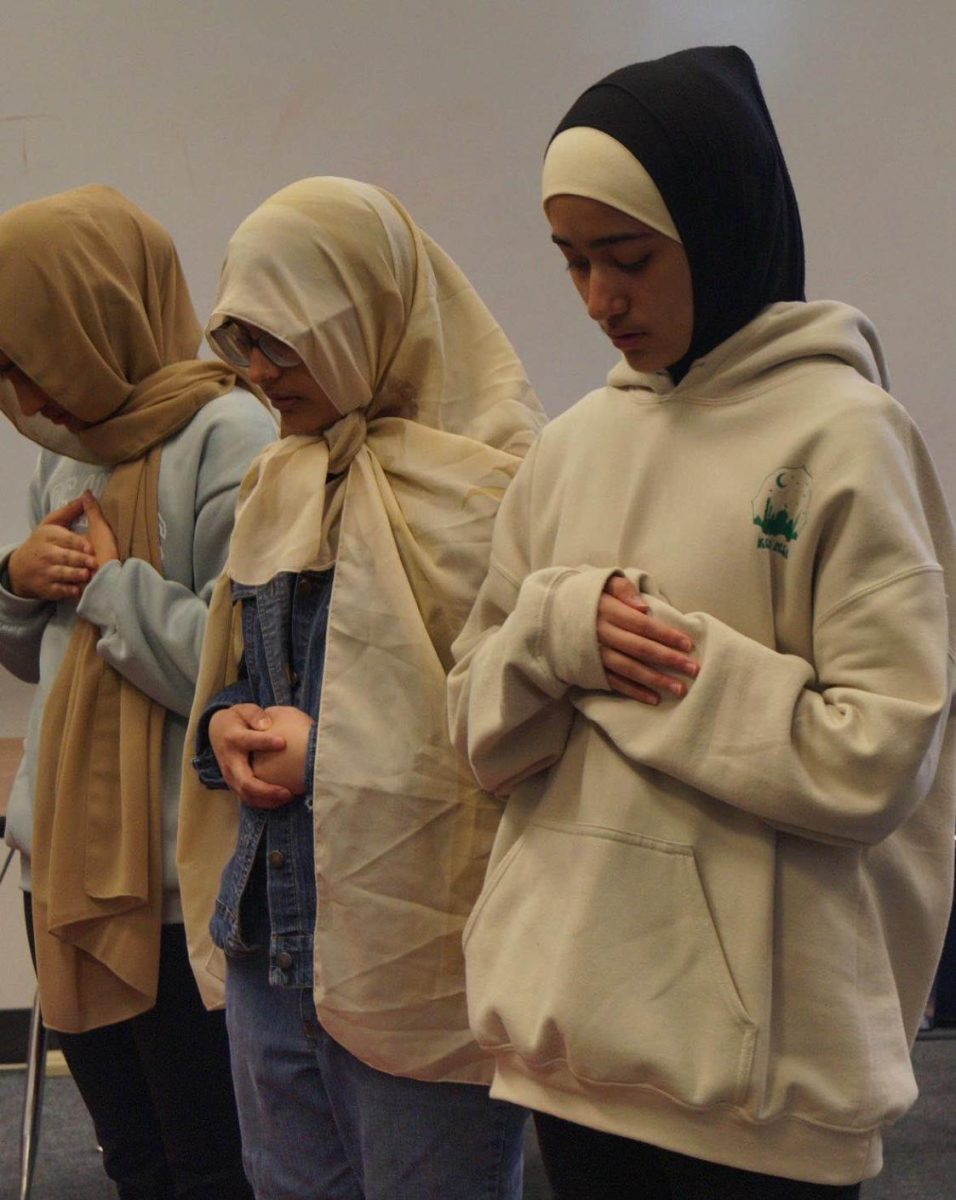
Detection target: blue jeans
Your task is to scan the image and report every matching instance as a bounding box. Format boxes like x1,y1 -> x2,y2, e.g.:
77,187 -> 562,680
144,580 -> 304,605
225,894 -> 527,1200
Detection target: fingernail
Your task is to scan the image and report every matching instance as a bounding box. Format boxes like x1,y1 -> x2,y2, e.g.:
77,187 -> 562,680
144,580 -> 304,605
668,681 -> 686,697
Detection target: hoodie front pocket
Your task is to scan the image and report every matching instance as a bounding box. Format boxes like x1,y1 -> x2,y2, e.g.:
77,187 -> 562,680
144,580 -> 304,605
464,818 -> 757,1109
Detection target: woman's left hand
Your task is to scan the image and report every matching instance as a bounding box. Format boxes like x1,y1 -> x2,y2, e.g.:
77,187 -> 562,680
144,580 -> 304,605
597,575 -> 699,703
82,491 -> 119,566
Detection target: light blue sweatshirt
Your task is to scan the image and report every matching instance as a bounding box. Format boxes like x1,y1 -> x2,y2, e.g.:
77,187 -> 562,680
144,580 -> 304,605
0,389 -> 275,920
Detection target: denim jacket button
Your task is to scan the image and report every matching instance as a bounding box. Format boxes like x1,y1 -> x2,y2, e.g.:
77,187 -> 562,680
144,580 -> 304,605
267,849 -> 285,869
275,951 -> 294,970
287,667 -> 300,687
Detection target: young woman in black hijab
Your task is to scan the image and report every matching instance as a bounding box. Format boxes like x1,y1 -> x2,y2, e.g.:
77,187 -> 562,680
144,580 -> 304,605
449,46 -> 955,1198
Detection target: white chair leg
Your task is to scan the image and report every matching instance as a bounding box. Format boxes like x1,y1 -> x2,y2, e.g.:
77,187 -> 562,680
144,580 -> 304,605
19,988 -> 47,1200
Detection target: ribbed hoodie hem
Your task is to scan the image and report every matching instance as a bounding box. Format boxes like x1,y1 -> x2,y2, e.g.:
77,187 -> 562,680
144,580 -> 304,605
488,1053 -> 882,1186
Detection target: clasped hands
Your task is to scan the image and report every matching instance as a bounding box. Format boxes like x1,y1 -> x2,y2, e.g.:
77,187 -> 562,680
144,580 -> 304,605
7,491 -> 117,602
211,576 -> 696,812
208,704 -> 314,810
597,575 -> 699,705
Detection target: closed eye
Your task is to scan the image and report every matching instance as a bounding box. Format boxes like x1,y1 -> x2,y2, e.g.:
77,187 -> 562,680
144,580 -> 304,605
615,255 -> 651,274
564,254 -> 651,276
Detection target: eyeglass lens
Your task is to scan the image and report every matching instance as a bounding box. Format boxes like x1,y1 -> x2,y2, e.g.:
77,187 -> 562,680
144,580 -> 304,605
214,322 -> 299,369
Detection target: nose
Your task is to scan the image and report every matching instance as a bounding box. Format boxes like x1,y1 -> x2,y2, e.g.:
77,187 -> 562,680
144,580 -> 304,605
585,267 -> 628,323
245,347 -> 283,387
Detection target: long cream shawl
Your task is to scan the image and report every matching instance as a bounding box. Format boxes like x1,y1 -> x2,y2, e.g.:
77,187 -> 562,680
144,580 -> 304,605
179,178 -> 544,1082
0,186 -> 238,1032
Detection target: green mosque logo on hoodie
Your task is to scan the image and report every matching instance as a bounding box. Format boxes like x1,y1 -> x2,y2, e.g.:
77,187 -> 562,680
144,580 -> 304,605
753,467 -> 812,559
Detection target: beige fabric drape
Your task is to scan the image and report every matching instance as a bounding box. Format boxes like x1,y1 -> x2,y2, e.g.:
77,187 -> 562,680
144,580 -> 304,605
0,186 -> 238,1032
179,178 -> 544,1080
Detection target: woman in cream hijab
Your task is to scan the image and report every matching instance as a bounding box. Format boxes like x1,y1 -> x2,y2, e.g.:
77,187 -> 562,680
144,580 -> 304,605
181,177 -> 544,1200
0,185 -> 274,1200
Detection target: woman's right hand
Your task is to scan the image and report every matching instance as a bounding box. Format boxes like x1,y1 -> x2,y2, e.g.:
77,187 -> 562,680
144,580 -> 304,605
597,575 -> 700,704
6,498 -> 98,601
250,706 -> 315,798
208,704 -> 294,809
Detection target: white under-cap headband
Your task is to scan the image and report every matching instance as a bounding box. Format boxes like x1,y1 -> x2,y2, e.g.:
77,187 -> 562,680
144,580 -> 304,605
542,126 -> 681,244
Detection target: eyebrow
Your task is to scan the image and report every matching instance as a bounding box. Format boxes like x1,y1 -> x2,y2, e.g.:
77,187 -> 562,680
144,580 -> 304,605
550,231 -> 656,250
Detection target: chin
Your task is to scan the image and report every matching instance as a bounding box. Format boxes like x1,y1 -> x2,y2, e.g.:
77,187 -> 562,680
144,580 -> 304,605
624,350 -> 661,373
624,344 -> 686,375
280,413 -> 341,439
279,415 -> 312,438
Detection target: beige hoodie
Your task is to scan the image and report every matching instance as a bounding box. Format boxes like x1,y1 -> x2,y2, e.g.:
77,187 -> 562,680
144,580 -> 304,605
448,300 -> 956,1185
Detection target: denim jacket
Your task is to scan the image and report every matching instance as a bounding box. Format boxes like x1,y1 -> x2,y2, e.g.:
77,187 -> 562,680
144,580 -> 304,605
193,569 -> 333,987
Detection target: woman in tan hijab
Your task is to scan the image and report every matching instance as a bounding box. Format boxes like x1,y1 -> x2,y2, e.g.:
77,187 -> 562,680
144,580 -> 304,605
180,176 -> 545,1200
0,185 -> 275,1200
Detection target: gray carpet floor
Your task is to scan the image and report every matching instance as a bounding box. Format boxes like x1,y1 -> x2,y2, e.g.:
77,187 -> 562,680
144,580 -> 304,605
1,1036 -> 953,1199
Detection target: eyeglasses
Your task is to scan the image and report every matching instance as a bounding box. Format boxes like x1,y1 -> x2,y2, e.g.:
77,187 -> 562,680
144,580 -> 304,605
210,320 -> 302,370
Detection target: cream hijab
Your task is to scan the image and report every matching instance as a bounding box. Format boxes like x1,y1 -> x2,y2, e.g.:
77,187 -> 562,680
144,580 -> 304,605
179,178 -> 544,1081
0,186 -> 238,1033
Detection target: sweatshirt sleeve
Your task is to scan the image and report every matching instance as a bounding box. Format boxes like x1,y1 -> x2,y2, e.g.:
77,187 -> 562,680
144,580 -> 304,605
578,564 -> 952,847
0,457 -> 54,683
76,398 -> 275,717
0,557 -> 50,683
449,444 -> 615,796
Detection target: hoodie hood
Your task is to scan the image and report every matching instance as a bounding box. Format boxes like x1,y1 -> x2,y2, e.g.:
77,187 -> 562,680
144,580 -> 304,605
607,301 -> 889,401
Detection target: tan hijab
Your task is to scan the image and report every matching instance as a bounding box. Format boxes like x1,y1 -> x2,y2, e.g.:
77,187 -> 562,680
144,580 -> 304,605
179,178 -> 544,1080
0,186 -> 238,1033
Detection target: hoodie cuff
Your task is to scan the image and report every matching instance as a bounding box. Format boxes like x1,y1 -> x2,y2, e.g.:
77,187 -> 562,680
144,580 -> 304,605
545,567 -> 617,691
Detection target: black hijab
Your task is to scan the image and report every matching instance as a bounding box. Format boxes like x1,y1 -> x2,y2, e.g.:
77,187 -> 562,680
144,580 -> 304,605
551,46 -> 805,382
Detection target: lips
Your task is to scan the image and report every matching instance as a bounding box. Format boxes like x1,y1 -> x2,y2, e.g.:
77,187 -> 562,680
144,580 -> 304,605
609,330 -> 649,351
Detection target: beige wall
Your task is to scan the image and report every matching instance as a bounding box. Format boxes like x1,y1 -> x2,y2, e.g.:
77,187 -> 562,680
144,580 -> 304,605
0,0 -> 953,561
